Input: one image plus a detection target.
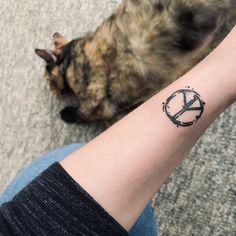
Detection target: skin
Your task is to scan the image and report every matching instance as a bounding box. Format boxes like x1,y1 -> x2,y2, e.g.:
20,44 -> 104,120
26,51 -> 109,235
61,26 -> 236,231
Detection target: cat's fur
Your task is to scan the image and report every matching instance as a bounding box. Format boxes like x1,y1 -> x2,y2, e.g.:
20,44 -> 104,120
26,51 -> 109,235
36,0 -> 236,125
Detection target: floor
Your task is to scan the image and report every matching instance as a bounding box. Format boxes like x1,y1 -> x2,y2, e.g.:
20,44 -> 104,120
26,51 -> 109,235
0,1 -> 235,235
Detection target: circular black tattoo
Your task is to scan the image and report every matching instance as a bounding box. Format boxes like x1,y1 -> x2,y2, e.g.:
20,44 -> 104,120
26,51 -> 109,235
163,88 -> 205,127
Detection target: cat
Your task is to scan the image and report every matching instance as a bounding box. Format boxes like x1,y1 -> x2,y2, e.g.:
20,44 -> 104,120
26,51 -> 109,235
36,0 -> 236,125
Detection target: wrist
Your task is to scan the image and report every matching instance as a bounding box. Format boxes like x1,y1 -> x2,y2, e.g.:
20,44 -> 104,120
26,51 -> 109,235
207,25 -> 236,101
184,26 -> 236,104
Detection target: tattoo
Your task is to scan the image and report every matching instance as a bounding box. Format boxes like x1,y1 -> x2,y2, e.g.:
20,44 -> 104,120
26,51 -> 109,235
163,87 -> 205,127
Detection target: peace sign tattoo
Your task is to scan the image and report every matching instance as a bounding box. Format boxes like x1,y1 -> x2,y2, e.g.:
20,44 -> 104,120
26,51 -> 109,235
163,87 -> 205,127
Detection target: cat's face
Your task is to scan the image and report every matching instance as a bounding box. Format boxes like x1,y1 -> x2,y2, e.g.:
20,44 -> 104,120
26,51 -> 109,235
35,49 -> 67,95
36,32 -> 113,97
35,33 -> 79,95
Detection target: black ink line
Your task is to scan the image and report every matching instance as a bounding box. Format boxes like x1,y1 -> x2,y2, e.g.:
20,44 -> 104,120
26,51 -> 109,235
163,89 -> 205,127
183,91 -> 187,105
173,95 -> 199,119
186,107 -> 202,111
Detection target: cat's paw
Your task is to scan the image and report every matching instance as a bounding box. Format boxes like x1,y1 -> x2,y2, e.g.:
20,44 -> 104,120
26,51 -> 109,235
60,107 -> 80,124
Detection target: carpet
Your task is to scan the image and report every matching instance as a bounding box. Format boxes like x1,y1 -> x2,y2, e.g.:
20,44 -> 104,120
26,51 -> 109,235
0,1 -> 235,235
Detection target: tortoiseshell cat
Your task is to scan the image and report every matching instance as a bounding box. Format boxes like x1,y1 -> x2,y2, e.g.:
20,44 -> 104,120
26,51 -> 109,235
36,0 -> 236,125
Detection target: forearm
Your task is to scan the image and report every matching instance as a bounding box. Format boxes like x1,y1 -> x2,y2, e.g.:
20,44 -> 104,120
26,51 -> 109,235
61,27 -> 236,230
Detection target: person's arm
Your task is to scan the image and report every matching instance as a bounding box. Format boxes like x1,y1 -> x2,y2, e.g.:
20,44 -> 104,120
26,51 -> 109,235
60,26 -> 236,230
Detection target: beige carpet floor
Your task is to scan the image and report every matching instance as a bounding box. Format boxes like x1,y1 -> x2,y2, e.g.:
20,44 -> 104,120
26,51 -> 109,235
0,1 -> 235,235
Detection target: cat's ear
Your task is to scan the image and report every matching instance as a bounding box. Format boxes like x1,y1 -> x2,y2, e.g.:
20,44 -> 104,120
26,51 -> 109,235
53,32 -> 69,49
35,49 -> 56,64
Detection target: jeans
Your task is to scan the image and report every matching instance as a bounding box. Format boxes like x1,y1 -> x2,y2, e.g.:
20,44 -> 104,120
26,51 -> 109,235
0,143 -> 158,236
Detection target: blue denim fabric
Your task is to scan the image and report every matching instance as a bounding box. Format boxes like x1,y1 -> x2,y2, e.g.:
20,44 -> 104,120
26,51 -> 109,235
0,143 -> 158,236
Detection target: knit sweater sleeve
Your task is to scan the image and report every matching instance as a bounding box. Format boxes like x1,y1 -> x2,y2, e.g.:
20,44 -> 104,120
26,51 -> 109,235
0,162 -> 128,236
